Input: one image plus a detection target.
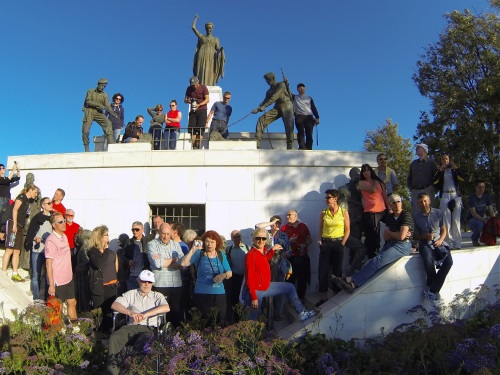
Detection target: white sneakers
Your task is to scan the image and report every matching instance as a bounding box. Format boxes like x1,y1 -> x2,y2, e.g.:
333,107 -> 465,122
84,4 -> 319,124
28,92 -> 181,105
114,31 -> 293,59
298,310 -> 316,322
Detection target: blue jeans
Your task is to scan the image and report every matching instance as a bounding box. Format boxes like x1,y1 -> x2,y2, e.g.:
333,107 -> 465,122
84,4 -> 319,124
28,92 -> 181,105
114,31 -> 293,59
31,251 -> 45,300
418,242 -> 453,293
149,125 -> 163,150
352,240 -> 412,287
250,282 -> 305,320
113,128 -> 122,143
468,218 -> 485,242
209,119 -> 228,139
163,128 -> 178,150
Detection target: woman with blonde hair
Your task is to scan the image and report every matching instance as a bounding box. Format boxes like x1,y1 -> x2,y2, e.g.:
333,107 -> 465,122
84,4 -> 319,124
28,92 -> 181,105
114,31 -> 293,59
2,183 -> 39,282
88,225 -> 118,332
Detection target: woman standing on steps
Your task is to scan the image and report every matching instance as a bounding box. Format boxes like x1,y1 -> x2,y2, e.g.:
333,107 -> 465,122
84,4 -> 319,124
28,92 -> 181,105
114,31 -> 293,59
316,189 -> 366,307
359,164 -> 390,259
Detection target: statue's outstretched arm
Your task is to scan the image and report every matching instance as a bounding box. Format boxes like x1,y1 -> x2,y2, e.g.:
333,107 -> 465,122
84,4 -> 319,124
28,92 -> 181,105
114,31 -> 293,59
192,14 -> 202,38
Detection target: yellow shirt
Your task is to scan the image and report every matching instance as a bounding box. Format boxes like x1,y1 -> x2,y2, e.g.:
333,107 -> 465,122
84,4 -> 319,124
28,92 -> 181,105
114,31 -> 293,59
322,207 -> 345,238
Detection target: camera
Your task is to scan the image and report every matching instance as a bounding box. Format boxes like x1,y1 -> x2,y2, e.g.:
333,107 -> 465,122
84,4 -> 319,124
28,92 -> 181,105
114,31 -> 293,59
190,98 -> 198,113
194,240 -> 203,248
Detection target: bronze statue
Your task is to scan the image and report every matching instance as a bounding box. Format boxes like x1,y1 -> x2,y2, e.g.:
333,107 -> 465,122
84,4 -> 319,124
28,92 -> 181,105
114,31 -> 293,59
81,78 -> 119,152
252,72 -> 295,149
192,14 -> 225,86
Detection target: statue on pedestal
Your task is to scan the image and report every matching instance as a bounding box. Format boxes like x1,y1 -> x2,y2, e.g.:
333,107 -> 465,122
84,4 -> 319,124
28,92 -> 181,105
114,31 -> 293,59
191,14 -> 225,86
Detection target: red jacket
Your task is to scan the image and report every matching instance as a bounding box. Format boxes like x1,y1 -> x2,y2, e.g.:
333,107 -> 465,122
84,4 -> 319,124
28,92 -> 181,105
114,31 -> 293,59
245,247 -> 274,301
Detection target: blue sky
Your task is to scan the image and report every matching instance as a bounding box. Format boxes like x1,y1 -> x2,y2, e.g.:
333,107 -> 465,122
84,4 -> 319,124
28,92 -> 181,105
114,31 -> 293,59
0,0 -> 491,164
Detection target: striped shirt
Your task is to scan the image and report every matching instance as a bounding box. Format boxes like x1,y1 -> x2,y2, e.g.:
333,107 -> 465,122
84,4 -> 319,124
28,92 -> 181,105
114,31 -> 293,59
147,238 -> 183,288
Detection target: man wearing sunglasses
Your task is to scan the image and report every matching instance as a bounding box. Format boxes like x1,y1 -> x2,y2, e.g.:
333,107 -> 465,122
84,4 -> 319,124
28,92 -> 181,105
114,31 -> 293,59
108,270 -> 170,375
333,194 -> 413,293
45,212 -> 77,321
206,91 -> 232,139
124,221 -> 150,291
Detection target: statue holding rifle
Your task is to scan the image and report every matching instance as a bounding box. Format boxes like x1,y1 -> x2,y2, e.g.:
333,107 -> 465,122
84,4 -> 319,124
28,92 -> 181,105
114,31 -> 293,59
252,71 -> 295,150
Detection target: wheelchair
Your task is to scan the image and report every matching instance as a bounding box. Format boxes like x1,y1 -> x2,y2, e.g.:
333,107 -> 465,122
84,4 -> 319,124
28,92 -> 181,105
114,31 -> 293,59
110,312 -> 171,374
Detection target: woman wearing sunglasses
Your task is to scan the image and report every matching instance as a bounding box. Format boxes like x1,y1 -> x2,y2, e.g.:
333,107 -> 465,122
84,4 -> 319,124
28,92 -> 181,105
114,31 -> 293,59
88,225 -> 118,333
243,228 -> 315,322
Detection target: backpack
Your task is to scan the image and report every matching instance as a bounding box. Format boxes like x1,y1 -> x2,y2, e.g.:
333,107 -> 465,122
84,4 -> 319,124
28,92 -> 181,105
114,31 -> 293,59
480,217 -> 499,246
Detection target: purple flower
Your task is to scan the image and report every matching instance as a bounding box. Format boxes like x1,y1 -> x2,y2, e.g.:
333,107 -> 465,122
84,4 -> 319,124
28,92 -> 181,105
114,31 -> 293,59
172,332 -> 185,348
54,364 -> 64,370
490,324 -> 500,339
187,331 -> 202,344
79,360 -> 90,369
0,352 -> 9,359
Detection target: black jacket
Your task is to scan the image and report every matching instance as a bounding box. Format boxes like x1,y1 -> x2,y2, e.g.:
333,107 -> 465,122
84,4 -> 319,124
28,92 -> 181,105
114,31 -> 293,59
24,211 -> 51,251
433,168 -> 465,197
123,235 -> 150,277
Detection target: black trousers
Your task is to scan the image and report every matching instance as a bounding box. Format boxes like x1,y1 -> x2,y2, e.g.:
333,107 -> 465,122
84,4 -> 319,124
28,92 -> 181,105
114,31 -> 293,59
286,254 -> 310,299
153,286 -> 182,327
194,293 -> 227,326
295,115 -> 315,150
91,284 -> 118,333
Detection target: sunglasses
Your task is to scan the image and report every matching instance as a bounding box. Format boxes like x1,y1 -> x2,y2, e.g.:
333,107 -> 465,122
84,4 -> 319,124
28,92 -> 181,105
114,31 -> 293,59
131,228 -> 141,232
391,200 -> 402,204
55,219 -> 66,224
224,97 -> 231,100
325,196 -> 334,200
66,214 -> 74,217
116,97 -> 122,100
139,280 -> 153,284
378,158 -> 387,161
254,237 -> 267,241
170,104 -> 176,107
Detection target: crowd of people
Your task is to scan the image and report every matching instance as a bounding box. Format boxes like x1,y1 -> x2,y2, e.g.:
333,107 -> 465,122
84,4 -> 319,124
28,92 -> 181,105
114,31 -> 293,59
80,73 -> 322,152
0,142 -> 497,374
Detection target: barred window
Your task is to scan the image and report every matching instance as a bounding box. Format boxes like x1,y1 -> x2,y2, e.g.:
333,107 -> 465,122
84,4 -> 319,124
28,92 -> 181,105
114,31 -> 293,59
149,204 -> 206,235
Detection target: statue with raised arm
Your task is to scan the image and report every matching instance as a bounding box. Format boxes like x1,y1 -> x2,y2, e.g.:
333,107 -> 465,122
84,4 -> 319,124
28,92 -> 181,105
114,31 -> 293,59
192,14 -> 225,86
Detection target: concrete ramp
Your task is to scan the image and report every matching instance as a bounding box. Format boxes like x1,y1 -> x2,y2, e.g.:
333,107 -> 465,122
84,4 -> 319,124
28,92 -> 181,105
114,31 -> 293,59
279,245 -> 500,342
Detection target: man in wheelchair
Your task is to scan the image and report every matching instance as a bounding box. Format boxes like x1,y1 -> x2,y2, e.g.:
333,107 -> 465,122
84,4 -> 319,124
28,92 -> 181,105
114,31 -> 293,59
107,270 -> 170,375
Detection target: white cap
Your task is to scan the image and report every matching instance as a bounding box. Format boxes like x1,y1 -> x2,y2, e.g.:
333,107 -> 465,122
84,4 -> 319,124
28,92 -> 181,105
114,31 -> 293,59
138,270 -> 155,283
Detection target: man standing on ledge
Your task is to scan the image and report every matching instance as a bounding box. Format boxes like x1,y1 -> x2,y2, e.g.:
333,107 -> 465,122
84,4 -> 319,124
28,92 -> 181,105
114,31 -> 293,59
252,72 -> 295,150
206,91 -> 232,139
407,143 -> 438,216
184,76 -> 209,149
293,83 -> 320,150
81,78 -> 119,152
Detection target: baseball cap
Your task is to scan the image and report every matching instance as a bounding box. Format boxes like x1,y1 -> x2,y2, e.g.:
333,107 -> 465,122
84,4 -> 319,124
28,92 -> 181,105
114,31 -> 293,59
138,270 -> 155,283
189,76 -> 199,85
415,143 -> 429,153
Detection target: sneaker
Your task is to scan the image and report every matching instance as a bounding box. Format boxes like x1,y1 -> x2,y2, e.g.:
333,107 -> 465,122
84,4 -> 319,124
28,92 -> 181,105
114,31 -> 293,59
423,290 -> 441,304
298,310 -> 316,322
331,275 -> 355,294
472,241 -> 480,247
11,273 -> 24,282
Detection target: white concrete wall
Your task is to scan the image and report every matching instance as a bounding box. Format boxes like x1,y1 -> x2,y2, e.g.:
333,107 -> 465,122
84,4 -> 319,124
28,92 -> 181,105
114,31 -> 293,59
280,246 -> 500,342
7,148 -> 378,295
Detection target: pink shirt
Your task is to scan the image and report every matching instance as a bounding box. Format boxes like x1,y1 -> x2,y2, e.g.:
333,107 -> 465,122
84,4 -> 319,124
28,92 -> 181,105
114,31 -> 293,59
45,232 -> 72,286
360,181 -> 386,213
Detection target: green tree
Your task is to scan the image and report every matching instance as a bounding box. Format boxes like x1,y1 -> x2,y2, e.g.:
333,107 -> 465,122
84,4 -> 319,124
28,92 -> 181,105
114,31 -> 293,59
364,118 -> 413,210
413,2 -> 500,209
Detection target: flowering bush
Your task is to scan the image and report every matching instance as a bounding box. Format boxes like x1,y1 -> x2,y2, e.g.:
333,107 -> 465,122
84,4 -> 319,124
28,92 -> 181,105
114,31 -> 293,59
0,300 -> 100,374
0,285 -> 498,374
